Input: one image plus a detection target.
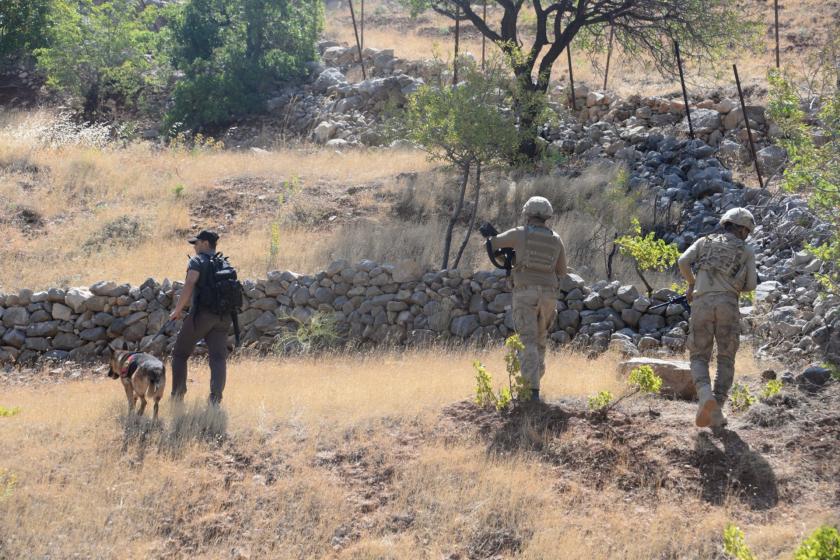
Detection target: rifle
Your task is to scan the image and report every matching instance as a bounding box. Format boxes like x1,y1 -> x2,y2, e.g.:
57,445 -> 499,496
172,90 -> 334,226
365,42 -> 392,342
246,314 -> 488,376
649,295 -> 691,313
479,222 -> 515,276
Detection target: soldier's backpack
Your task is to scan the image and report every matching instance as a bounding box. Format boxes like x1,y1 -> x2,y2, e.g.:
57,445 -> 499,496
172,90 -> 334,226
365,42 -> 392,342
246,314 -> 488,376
196,253 -> 244,346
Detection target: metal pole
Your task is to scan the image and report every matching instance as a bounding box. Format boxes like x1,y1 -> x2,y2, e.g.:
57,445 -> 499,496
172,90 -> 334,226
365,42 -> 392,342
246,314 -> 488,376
734,64 -> 765,189
453,5 -> 460,86
774,0 -> 780,68
675,41 -> 694,139
481,0 -> 487,70
567,43 -> 576,111
361,0 -> 365,51
603,25 -> 614,90
348,0 -> 366,80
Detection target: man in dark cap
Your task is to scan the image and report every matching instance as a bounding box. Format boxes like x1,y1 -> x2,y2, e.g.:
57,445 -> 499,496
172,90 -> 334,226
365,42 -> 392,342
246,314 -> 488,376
169,230 -> 233,405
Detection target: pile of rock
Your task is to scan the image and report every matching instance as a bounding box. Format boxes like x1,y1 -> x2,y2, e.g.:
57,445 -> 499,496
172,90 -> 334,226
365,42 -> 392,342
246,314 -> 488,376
0,264 -> 693,366
553,83 -> 786,176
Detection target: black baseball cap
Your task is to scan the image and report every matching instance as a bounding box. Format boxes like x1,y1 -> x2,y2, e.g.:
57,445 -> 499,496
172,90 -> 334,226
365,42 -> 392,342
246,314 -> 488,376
188,230 -> 219,244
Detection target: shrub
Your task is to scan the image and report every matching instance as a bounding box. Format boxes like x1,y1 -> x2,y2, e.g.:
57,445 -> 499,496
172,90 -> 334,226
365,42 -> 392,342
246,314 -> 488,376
166,0 -> 323,132
729,383 -> 756,412
0,405 -> 21,417
273,311 -> 340,354
588,365 -> 662,415
588,391 -> 613,412
794,526 -> 840,560
615,218 -> 680,296
0,0 -> 51,63
761,379 -> 783,399
723,524 -> 756,560
767,61 -> 839,295
473,335 -> 531,411
0,468 -> 16,501
35,0 -> 169,118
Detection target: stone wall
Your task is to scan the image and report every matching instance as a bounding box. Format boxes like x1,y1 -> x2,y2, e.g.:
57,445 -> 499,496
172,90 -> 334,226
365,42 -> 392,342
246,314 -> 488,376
0,264 -> 692,365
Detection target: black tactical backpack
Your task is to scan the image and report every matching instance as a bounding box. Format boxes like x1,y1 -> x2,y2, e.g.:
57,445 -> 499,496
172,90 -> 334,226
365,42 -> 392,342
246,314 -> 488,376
197,252 -> 244,317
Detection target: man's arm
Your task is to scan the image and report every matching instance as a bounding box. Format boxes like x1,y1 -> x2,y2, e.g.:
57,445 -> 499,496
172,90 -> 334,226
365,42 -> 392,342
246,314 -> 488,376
170,269 -> 200,321
555,237 -> 568,277
490,228 -> 521,251
677,240 -> 701,301
742,249 -> 758,292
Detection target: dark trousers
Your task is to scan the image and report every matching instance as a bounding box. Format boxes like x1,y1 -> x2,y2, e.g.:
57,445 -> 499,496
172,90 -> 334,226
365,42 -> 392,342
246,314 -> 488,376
171,311 -> 231,403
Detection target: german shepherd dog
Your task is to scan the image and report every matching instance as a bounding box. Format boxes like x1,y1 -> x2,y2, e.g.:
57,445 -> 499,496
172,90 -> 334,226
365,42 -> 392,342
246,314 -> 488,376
108,350 -> 166,420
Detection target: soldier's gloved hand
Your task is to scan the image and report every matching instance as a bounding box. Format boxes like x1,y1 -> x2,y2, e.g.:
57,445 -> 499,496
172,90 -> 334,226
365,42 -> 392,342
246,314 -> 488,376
686,284 -> 694,303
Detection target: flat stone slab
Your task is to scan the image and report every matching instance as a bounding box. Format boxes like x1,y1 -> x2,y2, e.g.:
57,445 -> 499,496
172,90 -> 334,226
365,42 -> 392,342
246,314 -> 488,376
618,357 -> 696,400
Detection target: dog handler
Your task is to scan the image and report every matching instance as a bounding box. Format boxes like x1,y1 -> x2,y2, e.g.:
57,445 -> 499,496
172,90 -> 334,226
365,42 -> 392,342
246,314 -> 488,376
169,230 -> 233,405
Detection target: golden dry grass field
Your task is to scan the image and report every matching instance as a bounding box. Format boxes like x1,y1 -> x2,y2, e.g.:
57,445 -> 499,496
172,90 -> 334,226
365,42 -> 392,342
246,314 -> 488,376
4,347 -> 836,559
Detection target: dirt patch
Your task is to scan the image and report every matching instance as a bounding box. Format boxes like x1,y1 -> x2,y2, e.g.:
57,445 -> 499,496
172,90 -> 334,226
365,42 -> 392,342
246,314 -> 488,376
441,381 -> 840,513
188,175 -> 384,233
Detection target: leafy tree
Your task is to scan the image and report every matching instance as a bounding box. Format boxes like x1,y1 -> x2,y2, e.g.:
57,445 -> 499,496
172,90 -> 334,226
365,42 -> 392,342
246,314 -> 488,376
401,61 -> 519,269
615,217 -> 680,297
767,60 -> 839,295
405,0 -> 760,157
35,0 -> 167,119
0,0 -> 51,63
166,0 -> 322,132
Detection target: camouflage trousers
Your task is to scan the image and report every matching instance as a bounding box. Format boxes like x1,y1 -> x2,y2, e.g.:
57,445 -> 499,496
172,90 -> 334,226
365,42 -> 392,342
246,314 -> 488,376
686,292 -> 741,404
512,286 -> 558,391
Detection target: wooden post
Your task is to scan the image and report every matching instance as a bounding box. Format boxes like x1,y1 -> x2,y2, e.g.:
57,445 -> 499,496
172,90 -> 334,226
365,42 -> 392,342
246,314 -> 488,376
453,5 -> 460,86
603,25 -> 614,90
481,0 -> 487,70
348,0 -> 366,80
361,0 -> 365,51
774,0 -> 780,68
567,43 -> 576,111
734,64 -> 765,189
675,41 -> 694,139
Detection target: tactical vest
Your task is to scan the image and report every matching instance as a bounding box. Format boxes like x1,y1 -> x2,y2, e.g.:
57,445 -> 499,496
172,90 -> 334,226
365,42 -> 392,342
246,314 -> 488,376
513,226 -> 563,288
697,233 -> 747,279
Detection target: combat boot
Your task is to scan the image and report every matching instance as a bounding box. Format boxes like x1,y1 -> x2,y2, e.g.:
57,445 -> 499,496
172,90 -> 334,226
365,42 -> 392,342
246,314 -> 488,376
695,385 -> 720,428
530,389 -> 540,403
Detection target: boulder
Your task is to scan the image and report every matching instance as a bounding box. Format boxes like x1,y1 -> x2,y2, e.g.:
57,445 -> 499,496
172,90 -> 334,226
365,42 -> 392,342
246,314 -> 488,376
618,357 -> 696,400
450,315 -> 479,338
65,288 -> 92,313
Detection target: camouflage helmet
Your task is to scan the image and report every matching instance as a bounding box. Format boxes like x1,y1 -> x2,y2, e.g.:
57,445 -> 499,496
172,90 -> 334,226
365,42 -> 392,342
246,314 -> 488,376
720,207 -> 756,232
522,196 -> 553,219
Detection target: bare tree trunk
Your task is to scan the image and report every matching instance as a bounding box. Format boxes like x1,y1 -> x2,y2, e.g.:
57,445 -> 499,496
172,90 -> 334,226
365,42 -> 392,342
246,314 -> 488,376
606,234 -> 618,280
442,161 -> 471,269
453,161 -> 482,268
636,265 -> 653,297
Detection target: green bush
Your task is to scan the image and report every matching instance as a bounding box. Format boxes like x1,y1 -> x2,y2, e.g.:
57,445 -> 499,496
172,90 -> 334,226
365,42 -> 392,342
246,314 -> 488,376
0,405 -> 21,417
473,335 -> 531,411
615,218 -> 680,296
273,311 -> 340,354
767,62 -> 839,295
761,379 -> 782,399
723,524 -> 756,560
588,391 -> 613,412
795,526 -> 840,560
729,383 -> 756,412
0,0 -> 51,62
166,0 -> 322,132
35,0 -> 169,117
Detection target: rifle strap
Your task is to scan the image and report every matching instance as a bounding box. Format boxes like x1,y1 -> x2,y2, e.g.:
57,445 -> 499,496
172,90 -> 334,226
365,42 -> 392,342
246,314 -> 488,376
231,311 -> 241,347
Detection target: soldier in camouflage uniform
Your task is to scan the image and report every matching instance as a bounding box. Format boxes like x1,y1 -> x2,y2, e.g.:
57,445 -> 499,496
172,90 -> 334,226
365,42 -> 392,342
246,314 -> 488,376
489,197 -> 567,402
678,208 -> 758,430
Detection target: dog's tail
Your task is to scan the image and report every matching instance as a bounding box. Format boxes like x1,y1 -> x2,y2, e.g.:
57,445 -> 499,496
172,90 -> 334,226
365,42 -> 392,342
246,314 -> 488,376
151,363 -> 166,394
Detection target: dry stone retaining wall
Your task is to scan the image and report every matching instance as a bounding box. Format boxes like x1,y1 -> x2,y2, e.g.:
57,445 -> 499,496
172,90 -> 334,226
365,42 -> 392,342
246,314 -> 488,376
0,264 -> 692,365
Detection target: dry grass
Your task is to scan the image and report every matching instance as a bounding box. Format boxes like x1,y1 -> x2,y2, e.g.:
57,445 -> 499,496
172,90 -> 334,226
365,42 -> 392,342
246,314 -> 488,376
0,110 -> 434,290
0,347 -> 825,559
325,0 -> 840,98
